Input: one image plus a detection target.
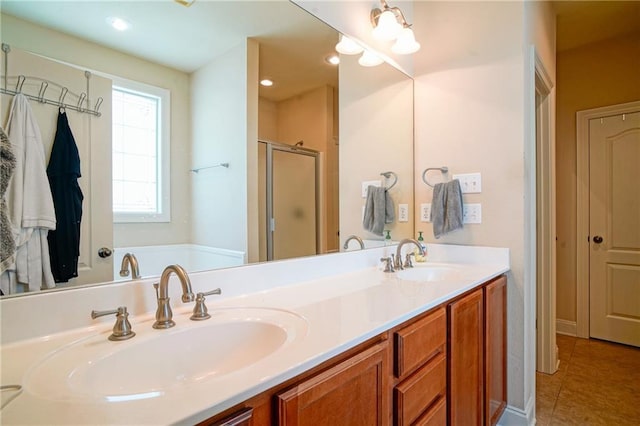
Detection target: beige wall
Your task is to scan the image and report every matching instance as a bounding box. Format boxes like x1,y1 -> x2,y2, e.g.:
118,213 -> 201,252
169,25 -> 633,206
339,53 -> 414,245
556,32 -> 640,322
191,40 -> 259,262
0,13 -> 192,248
412,0 -> 556,418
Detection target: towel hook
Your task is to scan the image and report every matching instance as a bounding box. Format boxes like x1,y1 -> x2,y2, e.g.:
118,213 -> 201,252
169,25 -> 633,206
15,75 -> 25,92
59,87 -> 68,104
380,171 -> 398,190
94,97 -> 104,113
422,166 -> 449,188
77,92 -> 86,112
37,81 -> 48,103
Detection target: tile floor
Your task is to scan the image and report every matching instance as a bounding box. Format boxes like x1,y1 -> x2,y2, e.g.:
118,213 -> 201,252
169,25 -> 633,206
536,334 -> 640,425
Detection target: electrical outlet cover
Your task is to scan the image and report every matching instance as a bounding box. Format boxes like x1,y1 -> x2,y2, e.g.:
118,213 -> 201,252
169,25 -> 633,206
420,203 -> 431,222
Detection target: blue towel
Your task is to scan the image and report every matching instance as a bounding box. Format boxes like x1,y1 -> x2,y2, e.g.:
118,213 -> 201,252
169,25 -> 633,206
430,179 -> 463,238
362,185 -> 395,236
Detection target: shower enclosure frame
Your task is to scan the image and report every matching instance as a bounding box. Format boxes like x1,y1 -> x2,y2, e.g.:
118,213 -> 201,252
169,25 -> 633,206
259,140 -> 321,261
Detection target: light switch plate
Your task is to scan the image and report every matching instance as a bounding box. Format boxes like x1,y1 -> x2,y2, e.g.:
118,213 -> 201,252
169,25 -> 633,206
420,203 -> 431,222
463,203 -> 482,224
362,180 -> 382,198
398,204 -> 409,222
453,173 -> 482,193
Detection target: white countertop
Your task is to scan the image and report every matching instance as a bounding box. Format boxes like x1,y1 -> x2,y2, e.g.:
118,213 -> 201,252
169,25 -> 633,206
0,244 -> 509,425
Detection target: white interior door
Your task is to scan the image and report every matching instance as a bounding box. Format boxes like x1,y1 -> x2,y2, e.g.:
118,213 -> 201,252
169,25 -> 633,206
589,111 -> 640,347
1,48 -> 113,286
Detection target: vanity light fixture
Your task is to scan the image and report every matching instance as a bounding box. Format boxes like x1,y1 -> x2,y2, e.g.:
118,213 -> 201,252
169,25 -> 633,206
260,79 -> 274,87
106,17 -> 131,32
358,50 -> 384,67
370,0 -> 420,54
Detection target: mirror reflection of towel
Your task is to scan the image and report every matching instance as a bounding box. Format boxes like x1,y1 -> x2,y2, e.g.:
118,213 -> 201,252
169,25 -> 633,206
430,179 -> 463,238
362,185 -> 394,236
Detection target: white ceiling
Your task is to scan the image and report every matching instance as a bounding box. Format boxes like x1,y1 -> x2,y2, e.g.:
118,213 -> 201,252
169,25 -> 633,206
1,0 -> 340,102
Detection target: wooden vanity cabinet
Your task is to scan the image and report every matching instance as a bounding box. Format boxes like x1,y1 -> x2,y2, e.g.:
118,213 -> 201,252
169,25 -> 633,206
447,275 -> 507,426
448,288 -> 484,426
484,276 -> 507,426
201,275 -> 506,426
392,307 -> 447,426
277,341 -> 389,426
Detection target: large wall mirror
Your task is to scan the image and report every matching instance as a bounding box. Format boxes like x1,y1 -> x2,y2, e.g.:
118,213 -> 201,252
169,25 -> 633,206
0,0 -> 414,297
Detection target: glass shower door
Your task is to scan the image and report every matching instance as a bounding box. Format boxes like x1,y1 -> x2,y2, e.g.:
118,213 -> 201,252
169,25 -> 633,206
266,143 -> 319,261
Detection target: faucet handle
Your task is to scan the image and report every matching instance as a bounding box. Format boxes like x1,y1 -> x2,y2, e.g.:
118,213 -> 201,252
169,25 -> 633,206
91,306 -> 135,341
190,288 -> 222,321
380,256 -> 395,273
403,253 -> 415,269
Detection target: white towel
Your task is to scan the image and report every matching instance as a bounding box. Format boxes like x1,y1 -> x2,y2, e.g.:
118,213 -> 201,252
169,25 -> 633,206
430,179 -> 463,239
1,94 -> 56,294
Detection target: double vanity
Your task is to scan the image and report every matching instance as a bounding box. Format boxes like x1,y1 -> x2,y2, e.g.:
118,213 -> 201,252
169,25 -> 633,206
1,243 -> 509,425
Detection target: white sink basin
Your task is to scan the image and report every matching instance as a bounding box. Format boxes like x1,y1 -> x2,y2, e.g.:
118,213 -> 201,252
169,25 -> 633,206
396,264 -> 463,282
24,307 -> 307,402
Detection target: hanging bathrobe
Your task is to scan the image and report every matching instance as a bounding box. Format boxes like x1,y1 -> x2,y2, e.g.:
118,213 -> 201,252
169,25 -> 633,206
1,127 -> 17,273
47,110 -> 83,283
0,94 -> 56,294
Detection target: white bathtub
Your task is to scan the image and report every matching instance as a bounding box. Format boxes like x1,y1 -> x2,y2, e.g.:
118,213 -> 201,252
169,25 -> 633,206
113,244 -> 246,281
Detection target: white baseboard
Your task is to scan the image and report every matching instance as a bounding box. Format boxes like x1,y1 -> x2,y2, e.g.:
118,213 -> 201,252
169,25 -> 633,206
556,319 -> 577,336
498,396 -> 535,425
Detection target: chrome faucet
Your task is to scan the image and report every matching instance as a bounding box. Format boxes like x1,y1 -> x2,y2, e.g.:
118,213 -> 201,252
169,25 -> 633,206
395,238 -> 425,270
153,264 -> 195,329
343,235 -> 365,250
119,253 -> 141,279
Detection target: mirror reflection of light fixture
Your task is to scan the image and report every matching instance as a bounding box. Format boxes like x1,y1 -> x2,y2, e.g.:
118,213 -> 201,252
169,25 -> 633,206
325,54 -> 340,65
358,50 -> 384,67
370,0 -> 420,54
335,35 -> 364,55
260,79 -> 273,87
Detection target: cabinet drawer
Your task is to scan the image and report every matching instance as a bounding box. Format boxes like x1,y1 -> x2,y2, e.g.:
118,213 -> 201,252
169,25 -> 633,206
394,353 -> 446,426
414,396 -> 446,426
395,307 -> 446,378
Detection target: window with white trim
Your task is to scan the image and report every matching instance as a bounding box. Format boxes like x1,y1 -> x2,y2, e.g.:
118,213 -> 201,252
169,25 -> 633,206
112,79 -> 170,223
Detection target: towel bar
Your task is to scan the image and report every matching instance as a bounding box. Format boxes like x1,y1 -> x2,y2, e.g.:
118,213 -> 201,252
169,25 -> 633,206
422,166 -> 448,187
381,171 -> 398,190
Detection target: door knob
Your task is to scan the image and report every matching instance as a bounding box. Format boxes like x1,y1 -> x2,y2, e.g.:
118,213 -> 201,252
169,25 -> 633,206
98,247 -> 113,258
593,236 -> 603,244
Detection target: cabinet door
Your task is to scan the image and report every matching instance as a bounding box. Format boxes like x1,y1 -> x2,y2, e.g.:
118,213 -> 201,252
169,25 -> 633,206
448,289 -> 484,426
485,276 -> 507,426
277,342 -> 389,426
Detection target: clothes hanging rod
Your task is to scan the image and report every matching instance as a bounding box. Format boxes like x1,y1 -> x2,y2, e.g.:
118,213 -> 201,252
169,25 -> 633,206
0,74 -> 103,117
422,166 -> 449,187
190,163 -> 230,173
1,43 -> 102,117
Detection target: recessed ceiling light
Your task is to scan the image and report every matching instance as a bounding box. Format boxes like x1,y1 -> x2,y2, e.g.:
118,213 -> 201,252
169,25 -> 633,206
106,17 -> 131,31
325,55 -> 340,65
260,79 -> 274,87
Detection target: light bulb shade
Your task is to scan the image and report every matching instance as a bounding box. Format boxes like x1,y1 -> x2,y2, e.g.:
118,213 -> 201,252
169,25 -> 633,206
372,10 -> 402,41
392,27 -> 421,55
358,50 -> 384,67
335,35 -> 364,55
